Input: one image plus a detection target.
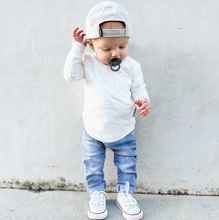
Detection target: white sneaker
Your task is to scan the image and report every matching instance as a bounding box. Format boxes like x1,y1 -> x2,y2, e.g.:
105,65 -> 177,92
116,182 -> 143,220
88,191 -> 108,219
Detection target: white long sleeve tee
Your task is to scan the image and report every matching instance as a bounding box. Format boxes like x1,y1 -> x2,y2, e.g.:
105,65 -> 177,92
63,42 -> 150,142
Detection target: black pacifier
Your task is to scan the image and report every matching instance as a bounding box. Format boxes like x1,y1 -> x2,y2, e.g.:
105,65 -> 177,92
108,58 -> 122,72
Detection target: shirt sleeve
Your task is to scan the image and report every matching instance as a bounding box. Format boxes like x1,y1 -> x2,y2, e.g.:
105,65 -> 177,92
131,63 -> 150,102
63,42 -> 86,82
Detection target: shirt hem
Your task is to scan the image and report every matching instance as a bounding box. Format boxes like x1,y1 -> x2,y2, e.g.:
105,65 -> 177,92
84,125 -> 135,143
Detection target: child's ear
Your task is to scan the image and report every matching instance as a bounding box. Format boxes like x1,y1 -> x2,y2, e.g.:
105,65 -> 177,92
87,39 -> 95,50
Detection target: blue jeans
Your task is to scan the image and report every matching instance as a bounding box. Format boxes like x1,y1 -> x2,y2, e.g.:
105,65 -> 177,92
82,128 -> 137,195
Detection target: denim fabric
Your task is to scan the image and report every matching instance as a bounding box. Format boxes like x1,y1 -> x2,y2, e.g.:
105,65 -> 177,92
82,128 -> 137,195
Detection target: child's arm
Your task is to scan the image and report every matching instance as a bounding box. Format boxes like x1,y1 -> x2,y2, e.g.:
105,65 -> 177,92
63,28 -> 87,82
131,62 -> 151,117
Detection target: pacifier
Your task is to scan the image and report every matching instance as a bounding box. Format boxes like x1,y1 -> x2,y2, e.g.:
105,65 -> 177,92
108,58 -> 122,72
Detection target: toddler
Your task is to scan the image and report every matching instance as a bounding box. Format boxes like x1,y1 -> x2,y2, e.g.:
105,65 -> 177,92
63,1 -> 151,219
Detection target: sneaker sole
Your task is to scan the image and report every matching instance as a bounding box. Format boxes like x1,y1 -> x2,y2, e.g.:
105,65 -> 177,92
88,209 -> 108,220
116,200 -> 143,220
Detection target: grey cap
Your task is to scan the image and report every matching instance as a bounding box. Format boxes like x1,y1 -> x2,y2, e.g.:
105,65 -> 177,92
86,1 -> 132,39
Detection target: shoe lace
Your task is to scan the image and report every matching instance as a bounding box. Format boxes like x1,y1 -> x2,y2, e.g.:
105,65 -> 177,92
89,191 -> 109,207
121,182 -> 139,211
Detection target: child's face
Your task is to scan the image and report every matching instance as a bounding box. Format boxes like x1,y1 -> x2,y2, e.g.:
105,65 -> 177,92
88,22 -> 129,66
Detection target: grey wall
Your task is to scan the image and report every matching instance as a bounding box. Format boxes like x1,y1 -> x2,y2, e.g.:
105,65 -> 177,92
0,0 -> 219,195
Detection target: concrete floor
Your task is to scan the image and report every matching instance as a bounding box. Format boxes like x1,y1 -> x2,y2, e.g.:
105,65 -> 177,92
1,189 -> 219,220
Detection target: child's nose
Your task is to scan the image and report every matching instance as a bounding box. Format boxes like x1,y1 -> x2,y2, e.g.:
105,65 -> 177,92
111,49 -> 119,57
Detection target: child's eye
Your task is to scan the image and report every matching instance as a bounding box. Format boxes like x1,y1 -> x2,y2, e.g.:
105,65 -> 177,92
119,46 -> 125,49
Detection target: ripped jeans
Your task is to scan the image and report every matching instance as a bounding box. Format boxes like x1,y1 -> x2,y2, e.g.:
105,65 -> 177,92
82,127 -> 137,195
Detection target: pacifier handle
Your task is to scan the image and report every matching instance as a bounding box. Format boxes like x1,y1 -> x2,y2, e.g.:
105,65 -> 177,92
110,65 -> 120,71
108,58 -> 122,72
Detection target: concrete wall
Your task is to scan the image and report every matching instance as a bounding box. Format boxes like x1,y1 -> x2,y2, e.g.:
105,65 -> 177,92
0,0 -> 219,195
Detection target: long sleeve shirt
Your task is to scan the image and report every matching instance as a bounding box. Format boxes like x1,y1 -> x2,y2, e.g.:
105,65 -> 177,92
63,42 -> 149,142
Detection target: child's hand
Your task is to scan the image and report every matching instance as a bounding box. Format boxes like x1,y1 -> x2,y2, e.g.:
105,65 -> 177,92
134,98 -> 151,116
72,27 -> 87,47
